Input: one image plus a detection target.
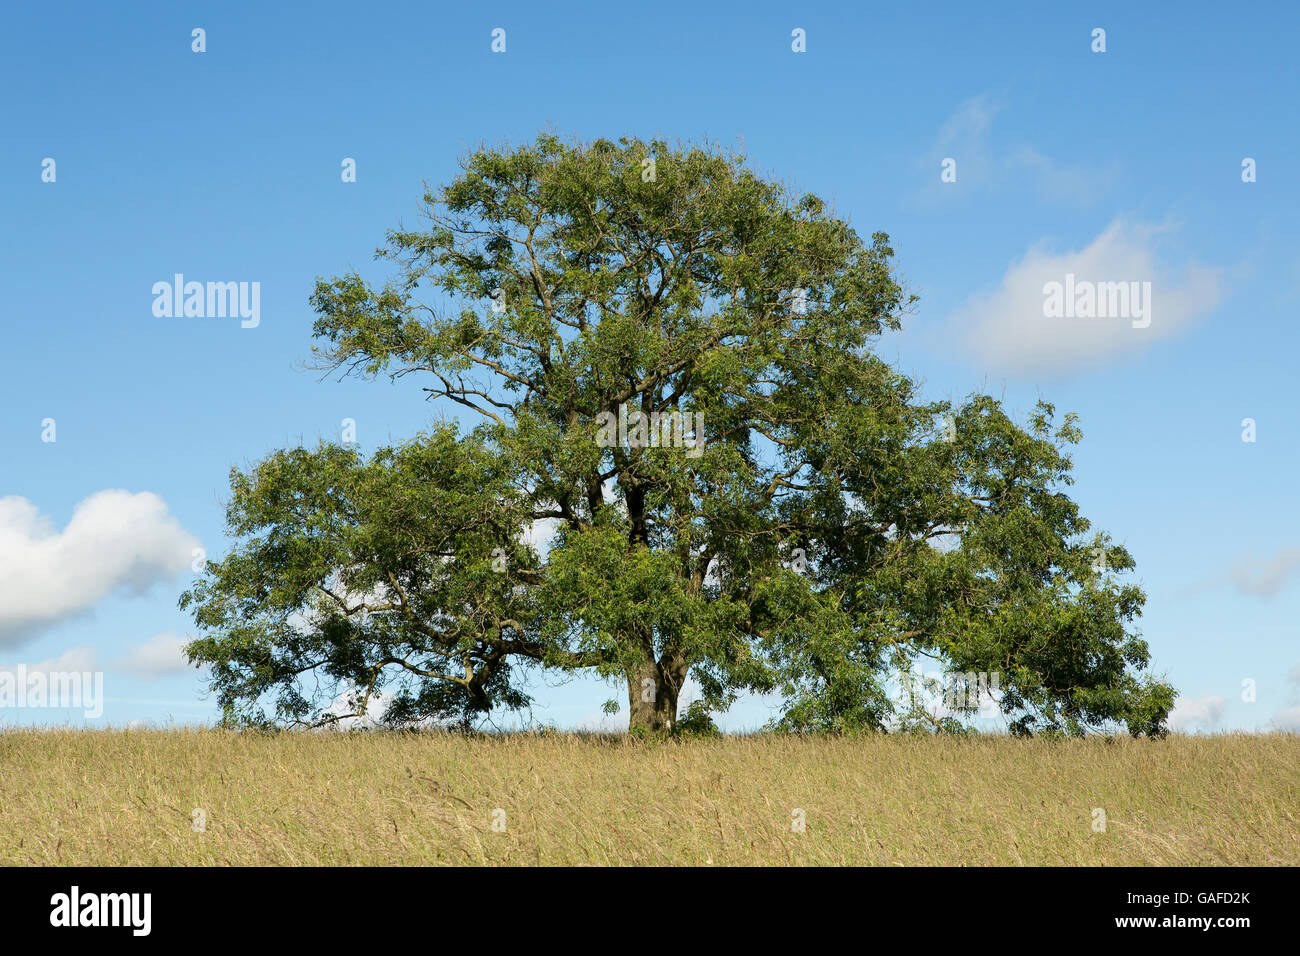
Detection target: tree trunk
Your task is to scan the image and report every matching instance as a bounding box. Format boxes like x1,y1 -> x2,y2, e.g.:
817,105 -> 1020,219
626,657 -> 686,734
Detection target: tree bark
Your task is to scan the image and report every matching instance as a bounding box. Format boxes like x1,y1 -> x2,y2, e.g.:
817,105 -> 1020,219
625,655 -> 687,734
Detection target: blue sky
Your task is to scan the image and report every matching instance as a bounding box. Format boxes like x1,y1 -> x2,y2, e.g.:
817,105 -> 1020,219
2,1 -> 1297,731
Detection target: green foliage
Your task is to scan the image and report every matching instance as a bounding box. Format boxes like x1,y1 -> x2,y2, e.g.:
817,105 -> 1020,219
183,134 -> 1175,735
674,701 -> 722,738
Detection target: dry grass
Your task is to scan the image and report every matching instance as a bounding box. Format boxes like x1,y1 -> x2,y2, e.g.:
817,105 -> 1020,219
0,728 -> 1294,866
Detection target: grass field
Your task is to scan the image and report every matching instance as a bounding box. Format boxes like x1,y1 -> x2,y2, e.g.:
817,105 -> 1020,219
1,729 -> 1295,866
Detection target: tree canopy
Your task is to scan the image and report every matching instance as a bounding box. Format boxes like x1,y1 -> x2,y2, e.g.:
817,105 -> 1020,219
182,134 -> 1175,736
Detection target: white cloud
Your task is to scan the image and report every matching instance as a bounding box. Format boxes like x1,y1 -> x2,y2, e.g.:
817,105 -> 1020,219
1228,549 -> 1300,598
1168,694 -> 1226,733
575,710 -> 626,733
1270,668 -> 1300,729
1271,706 -> 1300,730
120,632 -> 193,678
0,646 -> 98,675
323,686 -> 394,729
321,685 -> 451,730
520,516 -> 562,557
0,491 -> 201,647
954,219 -> 1222,375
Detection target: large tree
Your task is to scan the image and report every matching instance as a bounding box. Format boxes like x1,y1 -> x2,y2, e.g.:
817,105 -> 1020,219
182,134 -> 1175,736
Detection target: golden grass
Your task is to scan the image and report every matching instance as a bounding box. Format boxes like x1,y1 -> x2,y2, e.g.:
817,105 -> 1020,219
0,729 -> 1294,866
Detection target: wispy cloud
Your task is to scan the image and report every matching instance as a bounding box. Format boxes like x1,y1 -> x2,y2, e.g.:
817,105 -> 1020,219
1177,548 -> 1300,601
919,95 -> 1118,204
1227,549 -> 1300,598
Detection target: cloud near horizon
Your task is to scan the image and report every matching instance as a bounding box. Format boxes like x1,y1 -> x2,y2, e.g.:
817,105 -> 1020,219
1167,694 -> 1227,733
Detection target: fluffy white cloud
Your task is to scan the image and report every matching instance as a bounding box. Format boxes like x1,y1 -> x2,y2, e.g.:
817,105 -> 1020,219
120,631 -> 193,678
1167,693 -> 1227,733
0,491 -> 200,647
954,219 -> 1222,375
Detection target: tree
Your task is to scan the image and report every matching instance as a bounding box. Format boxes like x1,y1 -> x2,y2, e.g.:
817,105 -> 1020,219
181,134 -> 1176,736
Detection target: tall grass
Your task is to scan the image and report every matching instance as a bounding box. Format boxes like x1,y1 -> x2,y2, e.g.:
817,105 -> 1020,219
0,729 -> 1293,865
